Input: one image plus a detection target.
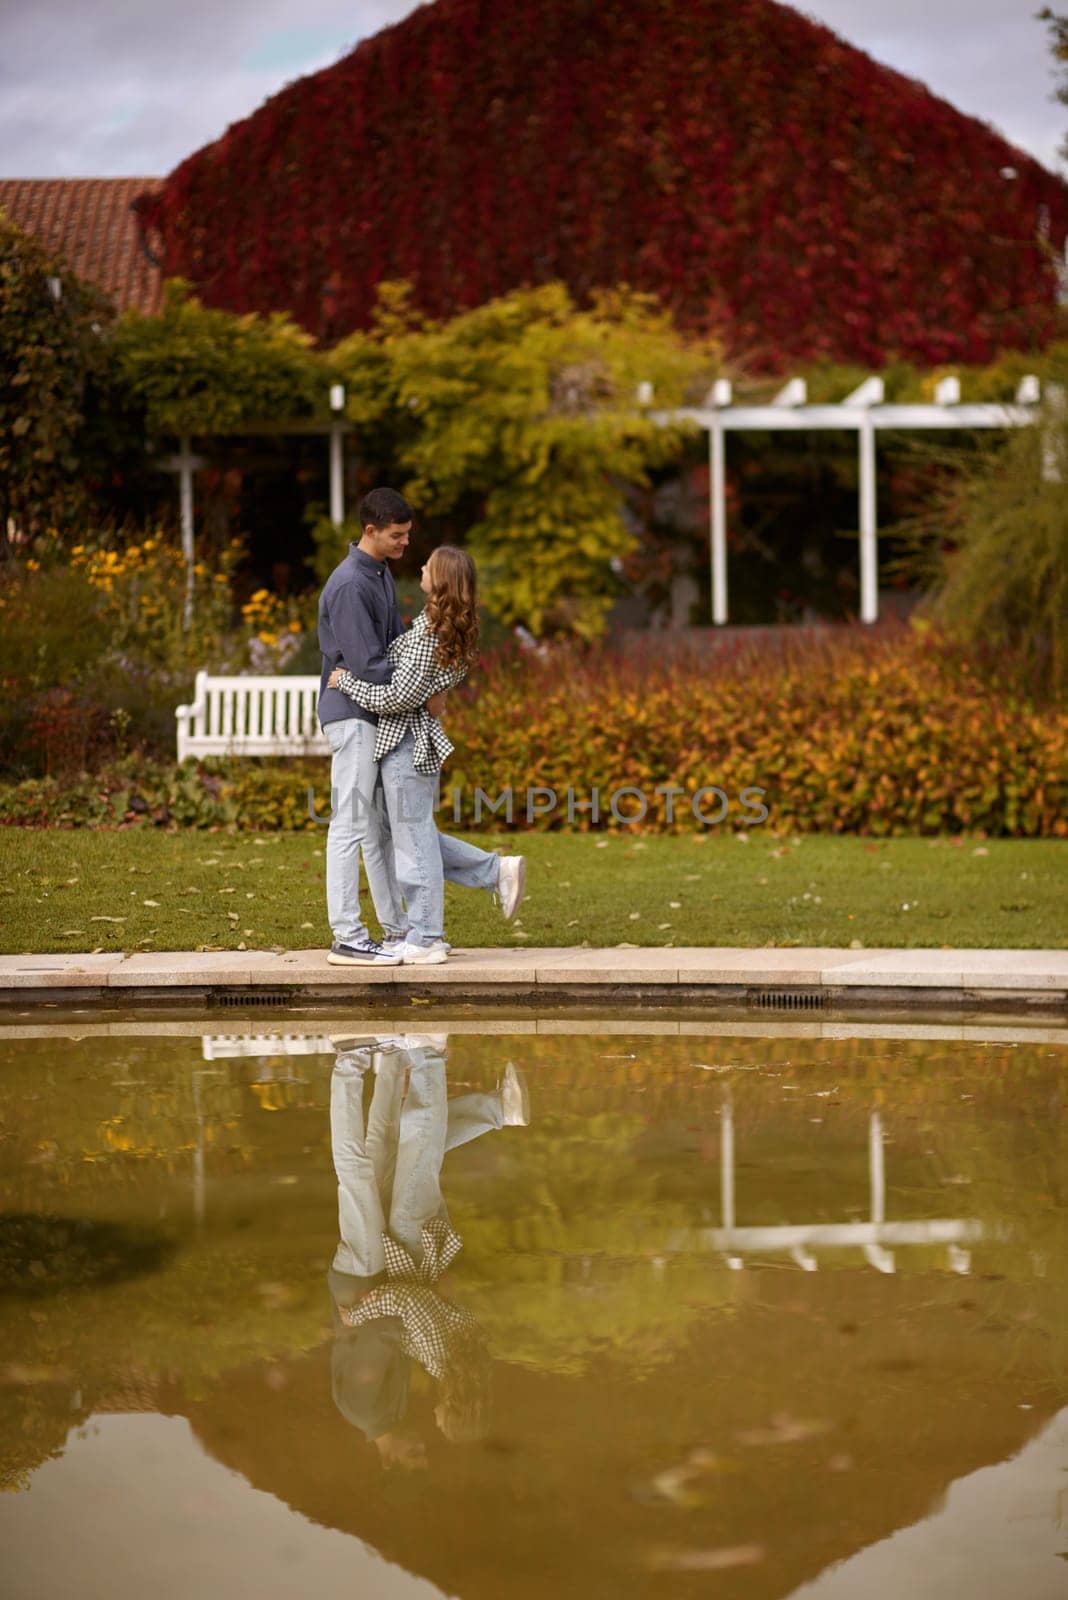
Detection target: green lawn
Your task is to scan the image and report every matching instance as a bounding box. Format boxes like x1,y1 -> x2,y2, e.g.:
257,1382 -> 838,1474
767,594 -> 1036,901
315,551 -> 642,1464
1,829 -> 1064,953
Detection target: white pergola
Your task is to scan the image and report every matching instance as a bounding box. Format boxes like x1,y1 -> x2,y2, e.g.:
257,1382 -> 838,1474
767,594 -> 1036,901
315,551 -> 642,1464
657,373 -> 1044,625
157,383 -> 351,625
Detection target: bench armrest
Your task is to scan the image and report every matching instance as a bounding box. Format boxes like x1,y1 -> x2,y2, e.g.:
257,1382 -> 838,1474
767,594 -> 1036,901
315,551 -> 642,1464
175,670 -> 209,761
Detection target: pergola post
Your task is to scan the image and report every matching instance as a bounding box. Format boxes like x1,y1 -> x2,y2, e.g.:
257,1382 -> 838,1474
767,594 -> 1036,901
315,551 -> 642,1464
178,434 -> 195,625
858,416 -> 878,624
710,416 -> 728,625
157,437 -> 205,629
869,1111 -> 886,1227
329,384 -> 346,527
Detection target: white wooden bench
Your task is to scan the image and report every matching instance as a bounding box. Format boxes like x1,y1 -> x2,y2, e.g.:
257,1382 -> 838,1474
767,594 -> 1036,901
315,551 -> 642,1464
176,672 -> 329,761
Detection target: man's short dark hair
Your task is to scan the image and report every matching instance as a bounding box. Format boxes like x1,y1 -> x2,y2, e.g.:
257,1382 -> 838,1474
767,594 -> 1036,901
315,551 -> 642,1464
358,487 -> 413,529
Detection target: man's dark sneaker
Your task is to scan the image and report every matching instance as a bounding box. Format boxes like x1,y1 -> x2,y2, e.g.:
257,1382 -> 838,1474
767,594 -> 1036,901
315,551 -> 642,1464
327,940 -> 403,967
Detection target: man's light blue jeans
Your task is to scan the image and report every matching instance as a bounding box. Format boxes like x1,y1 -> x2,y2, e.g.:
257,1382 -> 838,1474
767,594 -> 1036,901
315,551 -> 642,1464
324,718 -> 407,947
380,733 -> 501,946
331,1039 -> 506,1277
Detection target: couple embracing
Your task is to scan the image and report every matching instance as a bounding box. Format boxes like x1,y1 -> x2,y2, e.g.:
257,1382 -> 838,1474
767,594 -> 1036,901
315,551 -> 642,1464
317,487 -> 526,967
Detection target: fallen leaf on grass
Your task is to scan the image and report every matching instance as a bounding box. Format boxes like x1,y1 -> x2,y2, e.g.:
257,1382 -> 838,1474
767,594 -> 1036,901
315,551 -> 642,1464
143,899 -> 160,908
90,916 -> 125,924
59,929 -> 85,937
227,912 -> 240,923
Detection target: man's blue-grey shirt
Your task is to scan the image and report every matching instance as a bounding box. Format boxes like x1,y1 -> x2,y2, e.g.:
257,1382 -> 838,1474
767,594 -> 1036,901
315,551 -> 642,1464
318,545 -> 403,729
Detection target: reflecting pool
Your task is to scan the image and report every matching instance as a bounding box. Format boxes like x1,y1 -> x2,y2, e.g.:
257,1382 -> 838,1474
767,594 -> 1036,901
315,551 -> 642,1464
0,1018 -> 1065,1599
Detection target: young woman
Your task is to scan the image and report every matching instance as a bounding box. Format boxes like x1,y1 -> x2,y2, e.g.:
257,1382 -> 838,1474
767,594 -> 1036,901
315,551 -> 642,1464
328,545 -> 525,964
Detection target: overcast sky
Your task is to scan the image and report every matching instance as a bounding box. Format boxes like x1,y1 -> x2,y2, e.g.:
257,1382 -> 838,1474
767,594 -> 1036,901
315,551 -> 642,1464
1,0 -> 1064,180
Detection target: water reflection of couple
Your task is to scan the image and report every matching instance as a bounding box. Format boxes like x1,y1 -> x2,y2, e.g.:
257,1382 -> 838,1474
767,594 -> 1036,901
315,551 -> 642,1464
328,1033 -> 529,1468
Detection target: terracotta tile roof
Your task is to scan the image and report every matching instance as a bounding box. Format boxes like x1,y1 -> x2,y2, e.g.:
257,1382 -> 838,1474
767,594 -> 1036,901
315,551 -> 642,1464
0,177 -> 164,313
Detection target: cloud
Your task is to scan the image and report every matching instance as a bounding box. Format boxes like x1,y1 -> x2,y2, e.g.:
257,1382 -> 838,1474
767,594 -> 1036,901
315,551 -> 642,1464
798,0 -> 1065,171
0,0 -> 1063,179
0,0 -> 420,176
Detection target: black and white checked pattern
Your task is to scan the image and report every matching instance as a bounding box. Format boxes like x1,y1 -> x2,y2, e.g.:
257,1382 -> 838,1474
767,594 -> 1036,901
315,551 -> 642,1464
334,609 -> 468,774
343,1217 -> 477,1380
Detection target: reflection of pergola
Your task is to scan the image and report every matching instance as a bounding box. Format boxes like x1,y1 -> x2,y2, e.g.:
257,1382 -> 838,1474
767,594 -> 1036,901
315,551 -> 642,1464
656,374 -> 1044,626
669,1105 -> 984,1275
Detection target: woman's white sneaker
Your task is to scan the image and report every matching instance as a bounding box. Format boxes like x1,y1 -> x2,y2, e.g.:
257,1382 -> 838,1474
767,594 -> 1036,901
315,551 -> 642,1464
496,855 -> 527,920
399,939 -> 449,966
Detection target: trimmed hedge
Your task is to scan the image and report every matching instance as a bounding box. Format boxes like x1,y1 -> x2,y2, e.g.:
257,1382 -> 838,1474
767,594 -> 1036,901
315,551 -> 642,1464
1,628 -> 1064,836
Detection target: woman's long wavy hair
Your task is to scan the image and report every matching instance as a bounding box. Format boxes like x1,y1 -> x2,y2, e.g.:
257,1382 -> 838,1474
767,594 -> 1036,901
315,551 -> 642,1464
425,546 -> 480,671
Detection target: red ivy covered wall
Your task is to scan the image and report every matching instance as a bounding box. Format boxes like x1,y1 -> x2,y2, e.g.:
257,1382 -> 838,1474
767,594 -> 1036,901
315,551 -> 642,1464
136,0 -> 1068,369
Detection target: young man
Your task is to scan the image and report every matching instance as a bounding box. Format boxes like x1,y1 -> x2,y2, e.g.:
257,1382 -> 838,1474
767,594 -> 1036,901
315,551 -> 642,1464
318,487 -> 418,964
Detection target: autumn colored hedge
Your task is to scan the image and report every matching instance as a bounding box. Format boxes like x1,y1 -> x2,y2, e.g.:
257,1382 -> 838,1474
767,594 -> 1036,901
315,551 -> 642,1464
442,627 -> 1068,836
136,0 -> 1068,369
1,628 -> 1064,835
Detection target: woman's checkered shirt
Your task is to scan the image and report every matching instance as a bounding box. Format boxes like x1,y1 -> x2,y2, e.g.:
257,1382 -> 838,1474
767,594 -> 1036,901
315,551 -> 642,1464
342,1218 -> 479,1381
334,609 -> 468,774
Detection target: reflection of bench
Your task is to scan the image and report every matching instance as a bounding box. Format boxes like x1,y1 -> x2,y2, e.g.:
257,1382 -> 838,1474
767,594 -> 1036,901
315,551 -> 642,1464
176,672 -> 327,761
202,1033 -> 341,1059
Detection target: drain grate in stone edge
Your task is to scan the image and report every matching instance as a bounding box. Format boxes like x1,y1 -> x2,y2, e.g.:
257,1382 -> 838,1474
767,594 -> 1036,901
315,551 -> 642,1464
748,988 -> 830,1011
212,990 -> 293,1008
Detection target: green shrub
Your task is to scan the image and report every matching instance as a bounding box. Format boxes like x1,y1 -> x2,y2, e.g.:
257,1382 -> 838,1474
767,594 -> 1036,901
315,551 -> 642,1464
0,212 -> 114,547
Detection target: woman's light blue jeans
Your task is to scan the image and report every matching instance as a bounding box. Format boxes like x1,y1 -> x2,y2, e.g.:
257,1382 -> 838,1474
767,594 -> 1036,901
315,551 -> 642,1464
379,734 -> 501,945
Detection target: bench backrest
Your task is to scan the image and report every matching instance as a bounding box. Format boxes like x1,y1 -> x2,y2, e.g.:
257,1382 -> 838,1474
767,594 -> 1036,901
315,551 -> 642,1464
177,672 -> 329,759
